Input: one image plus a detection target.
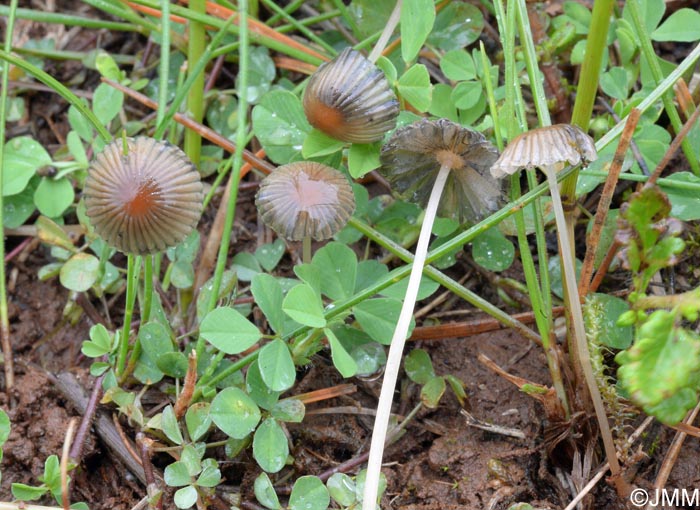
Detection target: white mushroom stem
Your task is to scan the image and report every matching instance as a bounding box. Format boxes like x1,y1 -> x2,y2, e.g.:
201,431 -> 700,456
541,164 -> 621,477
368,0 -> 403,63
363,163 -> 451,510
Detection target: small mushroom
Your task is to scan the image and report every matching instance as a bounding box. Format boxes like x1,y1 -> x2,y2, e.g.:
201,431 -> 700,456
364,119 -> 501,509
255,161 -> 355,262
303,47 -> 399,144
488,124 -> 620,476
84,137 -> 203,255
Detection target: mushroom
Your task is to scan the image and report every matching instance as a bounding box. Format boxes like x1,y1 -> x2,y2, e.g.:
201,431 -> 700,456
303,47 -> 399,144
85,137 -> 203,255
363,119 -> 500,509
489,124 -> 621,475
255,161 -> 355,262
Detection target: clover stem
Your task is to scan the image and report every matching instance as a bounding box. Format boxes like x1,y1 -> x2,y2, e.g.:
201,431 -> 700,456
542,164 -> 621,477
302,236 -> 312,264
363,163 -> 451,510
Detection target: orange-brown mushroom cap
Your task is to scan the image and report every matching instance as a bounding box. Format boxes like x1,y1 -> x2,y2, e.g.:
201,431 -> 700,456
303,47 -> 399,144
379,119 -> 501,224
84,137 -> 203,255
255,161 -> 356,241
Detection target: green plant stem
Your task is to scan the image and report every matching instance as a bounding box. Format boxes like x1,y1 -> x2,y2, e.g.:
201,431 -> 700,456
0,51 -> 112,143
259,0 -> 337,56
153,14 -> 236,140
196,0 -> 250,360
193,351 -> 259,401
363,164 -> 450,510
0,0 -> 19,392
276,11 -> 341,34
634,288 -> 700,310
542,164 -> 620,477
117,255 -> 141,377
13,47 -> 136,64
266,0 -> 305,25
583,170 -> 700,191
0,5 -> 143,31
627,0 -> 700,175
184,0 -> 206,168
82,0 -> 163,39
367,0 -> 402,63
348,217 -> 540,344
156,0 -> 171,128
330,0 -> 361,36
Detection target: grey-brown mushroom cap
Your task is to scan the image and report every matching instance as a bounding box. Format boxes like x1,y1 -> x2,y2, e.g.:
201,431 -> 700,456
255,161 -> 356,241
490,124 -> 598,178
303,47 -> 399,144
84,137 -> 203,255
378,118 -> 502,224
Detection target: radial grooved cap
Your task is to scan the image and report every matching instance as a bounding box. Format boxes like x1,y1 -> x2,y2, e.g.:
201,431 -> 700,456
303,47 -> 399,144
255,161 -> 356,241
85,137 -> 203,255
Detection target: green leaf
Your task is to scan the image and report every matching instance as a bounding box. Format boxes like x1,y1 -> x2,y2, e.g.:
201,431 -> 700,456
397,64 -> 432,112
401,0 -> 435,62
12,483 -> 48,501
380,274 -> 439,301
440,49 -> 476,81
258,339 -> 296,392
353,298 -> 414,345
197,461 -> 221,487
348,142 -> 382,179
66,131 -> 88,166
271,398 -> 305,423
34,177 -> 73,218
255,238 -> 286,272
68,102 -> 94,141
355,259 -> 389,293
139,321 -> 174,362
444,373 -> 468,407
660,172 -> 700,221
421,375 -> 446,408
0,408 -> 10,447
81,324 -> 114,358
157,351 -> 189,378
251,273 -> 286,334
92,82 -> 124,125
253,418 -> 289,473
185,402 -> 212,442
283,284 -> 326,328
472,227 -> 515,272
164,460 -> 193,487
312,242 -> 357,300
327,473 -> 356,507
585,293 -> 633,349
2,136 -> 51,196
210,387 -> 261,439
247,360 -> 282,410
427,2 -> 483,50
404,349 -> 435,385
428,83 -> 459,122
95,50 -> 123,81
174,486 -> 198,509
255,473 -> 282,510
326,328 -> 358,378
616,310 -> 700,424
60,253 -> 99,292
4,182 -> 36,228
232,252 -> 262,281
161,405 -> 184,445
302,129 -> 345,159
238,46 -> 276,104
200,307 -> 261,354
251,90 -> 311,164
289,476 -> 330,510
451,81 -> 482,110
600,66 -> 630,100
37,215 -> 76,252
652,8 -> 700,42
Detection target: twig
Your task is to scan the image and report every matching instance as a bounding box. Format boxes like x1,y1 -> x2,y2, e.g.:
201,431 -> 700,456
69,373 -> 105,461
460,409 -> 526,439
579,109 -> 640,297
137,433 -> 163,510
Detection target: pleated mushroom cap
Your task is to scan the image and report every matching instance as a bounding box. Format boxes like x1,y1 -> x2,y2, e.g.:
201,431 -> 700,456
303,47 -> 399,144
85,137 -> 203,255
379,119 -> 501,224
256,162 -> 355,241
490,124 -> 597,178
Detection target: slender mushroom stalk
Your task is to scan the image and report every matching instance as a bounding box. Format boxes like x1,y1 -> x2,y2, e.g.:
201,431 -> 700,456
255,161 -> 355,263
363,120 -> 500,510
84,136 -> 203,376
489,124 -> 621,477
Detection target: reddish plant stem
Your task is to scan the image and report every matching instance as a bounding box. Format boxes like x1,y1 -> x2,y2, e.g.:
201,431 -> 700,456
174,351 -> 197,419
69,373 -> 105,462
